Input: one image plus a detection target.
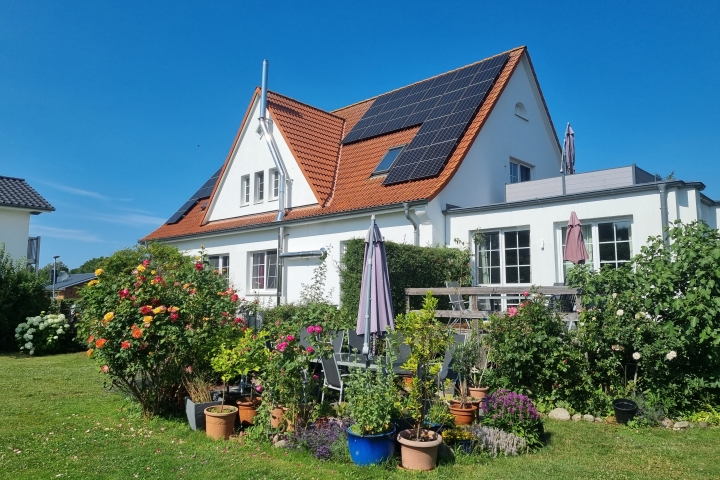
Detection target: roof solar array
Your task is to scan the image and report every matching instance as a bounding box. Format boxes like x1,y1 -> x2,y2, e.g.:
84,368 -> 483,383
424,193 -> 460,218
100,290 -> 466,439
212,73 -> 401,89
166,168 -> 222,224
342,53 -> 509,184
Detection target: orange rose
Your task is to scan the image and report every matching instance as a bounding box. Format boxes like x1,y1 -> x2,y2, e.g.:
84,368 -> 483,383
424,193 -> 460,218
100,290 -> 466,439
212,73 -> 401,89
95,338 -> 107,348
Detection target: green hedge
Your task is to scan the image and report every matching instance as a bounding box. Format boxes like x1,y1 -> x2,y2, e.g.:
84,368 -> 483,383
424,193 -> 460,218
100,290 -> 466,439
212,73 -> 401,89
0,245 -> 50,352
339,239 -> 472,320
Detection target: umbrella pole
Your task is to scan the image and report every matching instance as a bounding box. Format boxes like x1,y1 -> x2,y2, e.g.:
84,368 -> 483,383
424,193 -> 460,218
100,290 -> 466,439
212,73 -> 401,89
362,215 -> 376,359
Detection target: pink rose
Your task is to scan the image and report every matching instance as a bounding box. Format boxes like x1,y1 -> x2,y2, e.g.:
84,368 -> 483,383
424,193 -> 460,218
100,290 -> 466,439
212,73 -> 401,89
142,259 -> 150,266
522,291 -> 529,297
195,262 -> 203,271
255,385 -> 263,393
101,365 -> 109,374
312,374 -> 319,381
314,325 -> 322,333
508,307 -> 518,317
306,346 -> 314,353
118,288 -> 130,298
231,294 -> 239,302
170,312 -> 179,321
287,335 -> 295,342
307,326 -> 316,334
184,365 -> 193,374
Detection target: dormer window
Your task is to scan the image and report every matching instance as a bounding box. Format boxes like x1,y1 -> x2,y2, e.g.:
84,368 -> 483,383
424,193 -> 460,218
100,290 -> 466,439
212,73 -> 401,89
372,145 -> 405,176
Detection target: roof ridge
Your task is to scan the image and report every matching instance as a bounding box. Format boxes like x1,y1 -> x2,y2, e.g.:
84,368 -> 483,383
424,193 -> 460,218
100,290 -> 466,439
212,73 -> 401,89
0,175 -> 26,181
267,90 -> 345,121
331,46 -> 526,113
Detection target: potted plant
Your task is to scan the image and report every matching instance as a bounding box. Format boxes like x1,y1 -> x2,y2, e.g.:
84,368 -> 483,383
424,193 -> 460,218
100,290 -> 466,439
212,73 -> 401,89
345,359 -> 398,466
206,346 -> 240,440
425,397 -> 454,433
449,334 -> 480,424
226,328 -> 268,428
469,339 -> 491,401
394,292 -> 452,471
182,372 -> 221,431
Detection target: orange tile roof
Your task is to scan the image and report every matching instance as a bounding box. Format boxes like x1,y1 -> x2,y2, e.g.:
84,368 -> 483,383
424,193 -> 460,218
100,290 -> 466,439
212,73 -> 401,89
143,47 -> 525,242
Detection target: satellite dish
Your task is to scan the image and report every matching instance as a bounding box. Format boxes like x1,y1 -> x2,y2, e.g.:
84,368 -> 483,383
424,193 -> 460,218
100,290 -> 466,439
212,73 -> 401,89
57,271 -> 69,283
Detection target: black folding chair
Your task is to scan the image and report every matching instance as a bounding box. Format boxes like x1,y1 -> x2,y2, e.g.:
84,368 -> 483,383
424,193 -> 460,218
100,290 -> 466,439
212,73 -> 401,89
320,355 -> 348,403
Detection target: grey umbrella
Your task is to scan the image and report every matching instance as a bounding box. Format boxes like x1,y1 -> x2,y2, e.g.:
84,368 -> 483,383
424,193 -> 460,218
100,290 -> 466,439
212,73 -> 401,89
562,123 -> 575,175
356,216 -> 394,358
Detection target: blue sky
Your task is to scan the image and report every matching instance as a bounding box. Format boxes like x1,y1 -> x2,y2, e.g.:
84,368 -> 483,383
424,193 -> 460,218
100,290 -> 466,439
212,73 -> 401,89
1,1 -> 718,269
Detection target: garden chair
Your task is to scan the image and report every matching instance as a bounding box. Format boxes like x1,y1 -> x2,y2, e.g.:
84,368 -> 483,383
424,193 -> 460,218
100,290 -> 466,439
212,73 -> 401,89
446,281 -> 471,329
346,329 -> 369,364
320,354 -> 349,403
437,333 -> 466,391
391,332 -> 412,375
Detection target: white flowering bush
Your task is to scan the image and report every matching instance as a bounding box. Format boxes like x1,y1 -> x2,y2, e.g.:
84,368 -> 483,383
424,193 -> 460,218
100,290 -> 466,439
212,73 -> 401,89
15,313 -> 71,355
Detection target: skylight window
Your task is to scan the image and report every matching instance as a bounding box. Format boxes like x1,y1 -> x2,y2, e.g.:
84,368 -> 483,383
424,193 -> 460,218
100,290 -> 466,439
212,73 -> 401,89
372,145 -> 405,175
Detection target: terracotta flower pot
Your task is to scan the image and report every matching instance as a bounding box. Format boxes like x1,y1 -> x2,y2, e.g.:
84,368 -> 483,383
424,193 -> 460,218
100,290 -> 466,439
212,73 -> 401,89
270,406 -> 286,429
469,386 -> 490,400
448,403 -> 478,425
237,397 -> 261,427
397,429 -> 442,471
204,405 -> 238,440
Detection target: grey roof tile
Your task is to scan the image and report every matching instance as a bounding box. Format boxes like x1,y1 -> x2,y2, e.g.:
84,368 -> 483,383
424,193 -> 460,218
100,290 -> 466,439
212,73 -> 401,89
0,176 -> 55,212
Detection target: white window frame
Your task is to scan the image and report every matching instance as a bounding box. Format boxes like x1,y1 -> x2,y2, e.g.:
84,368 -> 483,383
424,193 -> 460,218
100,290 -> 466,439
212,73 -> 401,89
250,250 -> 278,290
509,159 -> 532,184
254,171 -> 264,203
208,254 -> 230,283
476,228 -> 532,286
556,217 -> 633,283
269,168 -> 279,200
240,175 -> 250,206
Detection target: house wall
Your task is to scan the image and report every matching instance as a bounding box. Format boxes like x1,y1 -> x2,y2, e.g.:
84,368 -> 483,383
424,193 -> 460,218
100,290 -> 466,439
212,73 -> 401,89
207,98 -> 318,222
164,210 -> 417,306
447,188 -> 668,286
0,206 -> 31,261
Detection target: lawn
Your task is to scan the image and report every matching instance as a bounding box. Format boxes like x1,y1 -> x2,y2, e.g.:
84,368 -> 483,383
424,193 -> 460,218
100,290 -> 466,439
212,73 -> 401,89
0,353 -> 716,479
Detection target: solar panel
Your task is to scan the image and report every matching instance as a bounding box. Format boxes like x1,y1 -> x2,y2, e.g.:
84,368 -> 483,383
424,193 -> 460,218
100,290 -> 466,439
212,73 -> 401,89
341,53 -> 509,185
166,167 -> 222,224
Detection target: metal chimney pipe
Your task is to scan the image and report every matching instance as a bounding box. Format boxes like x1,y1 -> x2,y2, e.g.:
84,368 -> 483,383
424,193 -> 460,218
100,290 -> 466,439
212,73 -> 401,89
258,59 -> 288,222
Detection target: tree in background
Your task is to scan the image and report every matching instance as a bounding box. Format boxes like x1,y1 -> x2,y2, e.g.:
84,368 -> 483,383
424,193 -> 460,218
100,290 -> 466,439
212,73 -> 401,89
0,244 -> 51,352
38,261 -> 70,285
71,256 -> 108,274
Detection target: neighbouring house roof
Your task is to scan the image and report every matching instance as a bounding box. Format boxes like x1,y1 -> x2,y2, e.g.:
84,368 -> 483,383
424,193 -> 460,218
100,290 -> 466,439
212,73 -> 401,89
0,176 -> 55,212
44,273 -> 97,291
143,47 -> 532,242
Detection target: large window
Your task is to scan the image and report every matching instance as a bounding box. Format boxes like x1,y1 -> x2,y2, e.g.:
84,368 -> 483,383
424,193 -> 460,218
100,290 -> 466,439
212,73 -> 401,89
209,255 -> 230,282
241,175 -> 250,205
477,229 -> 531,285
559,219 -> 632,282
251,250 -> 278,290
510,161 -> 531,184
254,171 -> 264,203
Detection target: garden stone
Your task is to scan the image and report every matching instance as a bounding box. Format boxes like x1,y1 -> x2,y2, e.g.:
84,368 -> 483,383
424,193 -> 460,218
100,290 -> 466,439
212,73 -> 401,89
273,440 -> 287,448
662,418 -> 674,429
673,421 -> 689,430
594,417 -> 604,423
583,414 -> 594,422
572,414 -> 581,421
548,408 -> 571,421
699,422 -> 708,429
272,434 -> 280,443
689,422 -> 696,428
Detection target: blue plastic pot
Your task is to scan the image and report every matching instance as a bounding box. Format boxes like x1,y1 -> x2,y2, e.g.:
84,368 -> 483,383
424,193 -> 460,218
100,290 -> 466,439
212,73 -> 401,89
347,426 -> 397,466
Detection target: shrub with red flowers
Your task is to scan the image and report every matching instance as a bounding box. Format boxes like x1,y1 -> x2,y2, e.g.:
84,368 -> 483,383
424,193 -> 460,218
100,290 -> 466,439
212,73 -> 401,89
79,243 -> 247,417
482,388 -> 543,449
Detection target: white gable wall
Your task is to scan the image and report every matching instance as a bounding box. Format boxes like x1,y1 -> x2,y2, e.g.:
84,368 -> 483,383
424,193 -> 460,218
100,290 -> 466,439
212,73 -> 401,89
420,53 -> 562,246
207,98 -> 318,222
0,206 -> 31,261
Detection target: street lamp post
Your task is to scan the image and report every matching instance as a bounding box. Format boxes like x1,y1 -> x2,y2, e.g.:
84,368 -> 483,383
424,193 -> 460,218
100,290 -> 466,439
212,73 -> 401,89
52,255 -> 60,299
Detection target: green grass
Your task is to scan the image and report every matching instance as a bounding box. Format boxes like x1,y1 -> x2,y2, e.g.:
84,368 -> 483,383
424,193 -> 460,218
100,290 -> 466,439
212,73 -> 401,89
1,353 -> 717,479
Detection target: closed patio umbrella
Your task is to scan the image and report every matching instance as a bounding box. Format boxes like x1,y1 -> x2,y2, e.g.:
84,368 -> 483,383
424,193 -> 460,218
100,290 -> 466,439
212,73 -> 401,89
564,211 -> 589,264
563,123 -> 575,175
357,215 -> 394,359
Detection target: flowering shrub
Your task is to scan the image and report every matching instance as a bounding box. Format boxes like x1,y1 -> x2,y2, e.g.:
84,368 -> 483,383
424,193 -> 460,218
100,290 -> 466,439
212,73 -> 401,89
15,313 -> 71,355
288,419 -> 349,460
570,221 -> 720,414
486,291 -> 593,412
79,244 -> 246,417
481,389 -> 542,449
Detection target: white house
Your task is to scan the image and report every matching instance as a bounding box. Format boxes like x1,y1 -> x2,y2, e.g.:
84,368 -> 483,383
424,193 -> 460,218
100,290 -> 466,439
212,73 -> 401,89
143,46 -> 720,304
0,176 -> 54,270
